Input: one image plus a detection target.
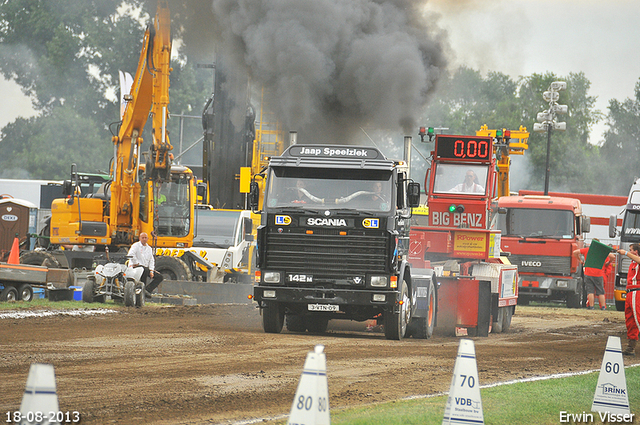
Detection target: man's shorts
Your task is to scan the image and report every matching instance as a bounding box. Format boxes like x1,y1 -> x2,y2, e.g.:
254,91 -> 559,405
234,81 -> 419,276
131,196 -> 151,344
584,275 -> 605,295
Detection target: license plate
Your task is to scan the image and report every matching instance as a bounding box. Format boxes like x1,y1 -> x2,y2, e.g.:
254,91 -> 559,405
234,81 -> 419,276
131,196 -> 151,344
308,304 -> 339,312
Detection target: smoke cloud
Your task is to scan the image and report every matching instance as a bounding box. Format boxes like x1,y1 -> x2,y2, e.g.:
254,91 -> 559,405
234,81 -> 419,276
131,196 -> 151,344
210,0 -> 447,142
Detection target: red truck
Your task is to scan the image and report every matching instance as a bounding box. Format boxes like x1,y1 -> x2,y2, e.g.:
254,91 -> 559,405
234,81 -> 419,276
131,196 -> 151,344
409,134 -> 518,336
494,195 -> 591,307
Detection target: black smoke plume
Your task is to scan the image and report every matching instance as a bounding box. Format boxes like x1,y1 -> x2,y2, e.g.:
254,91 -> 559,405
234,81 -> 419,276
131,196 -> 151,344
209,0 -> 447,143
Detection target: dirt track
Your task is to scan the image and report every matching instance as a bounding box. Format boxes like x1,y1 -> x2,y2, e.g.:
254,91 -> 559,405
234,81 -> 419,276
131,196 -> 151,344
0,303 -> 635,424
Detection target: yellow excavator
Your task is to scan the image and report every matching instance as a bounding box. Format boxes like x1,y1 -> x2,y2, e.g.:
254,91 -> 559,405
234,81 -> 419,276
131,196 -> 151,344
37,1 -> 197,277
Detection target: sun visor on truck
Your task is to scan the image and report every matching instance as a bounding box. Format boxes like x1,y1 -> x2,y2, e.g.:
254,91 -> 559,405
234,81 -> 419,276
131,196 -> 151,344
585,239 -> 614,269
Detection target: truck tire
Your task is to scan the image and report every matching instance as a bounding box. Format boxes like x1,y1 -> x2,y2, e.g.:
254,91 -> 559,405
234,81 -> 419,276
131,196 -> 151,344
20,251 -> 61,268
135,283 -> 145,308
304,316 -> 329,334
82,279 -> 95,303
616,300 -> 625,311
155,256 -> 192,281
17,284 -> 33,302
124,280 -> 135,307
407,280 -> 436,339
502,306 -> 514,332
492,306 -> 513,333
262,301 -> 284,333
566,280 -> 584,309
384,279 -> 410,340
285,314 -> 306,332
0,286 -> 18,302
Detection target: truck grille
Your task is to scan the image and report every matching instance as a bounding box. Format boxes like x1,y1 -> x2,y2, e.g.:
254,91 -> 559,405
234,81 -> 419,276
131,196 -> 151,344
509,255 -> 571,275
264,230 -> 388,275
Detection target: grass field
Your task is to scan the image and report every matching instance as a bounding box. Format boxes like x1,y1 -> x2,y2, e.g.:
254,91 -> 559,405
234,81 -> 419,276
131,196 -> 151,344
272,363 -> 640,425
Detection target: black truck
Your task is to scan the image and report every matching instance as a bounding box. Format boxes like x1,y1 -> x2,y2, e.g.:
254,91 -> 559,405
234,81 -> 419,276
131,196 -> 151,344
249,140 -> 437,340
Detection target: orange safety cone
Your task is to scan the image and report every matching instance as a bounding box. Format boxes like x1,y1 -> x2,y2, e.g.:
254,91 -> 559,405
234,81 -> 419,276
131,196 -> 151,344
7,236 -> 20,264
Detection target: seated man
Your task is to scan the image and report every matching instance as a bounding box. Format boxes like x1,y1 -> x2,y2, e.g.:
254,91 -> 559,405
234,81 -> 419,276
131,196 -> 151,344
128,232 -> 163,297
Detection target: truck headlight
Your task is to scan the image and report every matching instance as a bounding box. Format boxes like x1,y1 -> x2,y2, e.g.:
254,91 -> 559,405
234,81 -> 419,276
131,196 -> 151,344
370,276 -> 388,287
263,290 -> 276,298
263,272 -> 281,283
372,294 -> 386,302
556,280 -> 568,288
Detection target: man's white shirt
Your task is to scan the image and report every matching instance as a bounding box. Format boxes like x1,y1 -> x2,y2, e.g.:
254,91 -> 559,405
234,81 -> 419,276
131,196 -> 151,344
128,241 -> 155,271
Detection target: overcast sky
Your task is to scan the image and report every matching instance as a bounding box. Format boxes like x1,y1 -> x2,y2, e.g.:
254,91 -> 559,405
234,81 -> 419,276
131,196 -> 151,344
1,0 -> 638,145
424,0 -> 640,144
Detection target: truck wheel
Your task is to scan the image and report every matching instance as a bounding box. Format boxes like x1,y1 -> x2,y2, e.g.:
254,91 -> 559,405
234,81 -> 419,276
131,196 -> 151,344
286,314 -> 306,332
155,256 -> 192,281
135,283 -> 145,308
82,279 -> 95,303
124,280 -> 135,307
384,280 -> 410,340
304,316 -> 329,334
615,300 -> 626,311
566,281 -> 584,309
502,306 -> 514,332
262,301 -> 284,333
0,286 -> 18,302
17,284 -> 33,302
20,251 -> 61,268
492,306 -> 513,333
407,280 -> 436,339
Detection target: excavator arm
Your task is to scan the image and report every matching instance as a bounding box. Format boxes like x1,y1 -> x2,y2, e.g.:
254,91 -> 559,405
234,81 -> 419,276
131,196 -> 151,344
110,0 -> 173,242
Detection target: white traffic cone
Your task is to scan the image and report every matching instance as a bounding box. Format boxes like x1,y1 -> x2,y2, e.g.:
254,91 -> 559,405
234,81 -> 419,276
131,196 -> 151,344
287,344 -> 330,425
19,363 -> 59,425
592,336 -> 630,416
442,339 -> 484,425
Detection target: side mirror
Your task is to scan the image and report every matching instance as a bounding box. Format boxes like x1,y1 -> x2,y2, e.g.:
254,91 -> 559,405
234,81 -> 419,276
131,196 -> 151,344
407,182 -> 420,208
582,216 -> 591,234
609,215 -> 618,238
196,183 -> 207,204
62,180 -> 73,196
249,182 -> 260,210
243,217 -> 254,241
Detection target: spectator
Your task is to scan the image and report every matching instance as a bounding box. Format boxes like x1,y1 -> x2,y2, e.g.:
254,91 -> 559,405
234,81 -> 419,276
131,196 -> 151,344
572,244 -> 615,310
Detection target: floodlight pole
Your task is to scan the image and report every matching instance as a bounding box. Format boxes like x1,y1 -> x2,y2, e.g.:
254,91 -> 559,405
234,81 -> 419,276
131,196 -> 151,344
533,81 -> 567,196
544,123 -> 552,195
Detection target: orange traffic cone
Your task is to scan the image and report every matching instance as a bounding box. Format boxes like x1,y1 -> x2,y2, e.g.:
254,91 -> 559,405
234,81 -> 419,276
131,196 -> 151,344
7,236 -> 20,264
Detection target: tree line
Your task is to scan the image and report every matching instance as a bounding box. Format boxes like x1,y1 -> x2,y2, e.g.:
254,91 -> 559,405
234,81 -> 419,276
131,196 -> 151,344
0,0 -> 638,195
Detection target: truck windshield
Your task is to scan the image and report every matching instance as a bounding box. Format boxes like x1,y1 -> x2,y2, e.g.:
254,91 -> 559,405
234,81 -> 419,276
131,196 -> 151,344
156,177 -> 191,237
195,210 -> 239,248
264,168 -> 393,212
433,163 -> 488,196
496,208 -> 574,239
621,209 -> 640,240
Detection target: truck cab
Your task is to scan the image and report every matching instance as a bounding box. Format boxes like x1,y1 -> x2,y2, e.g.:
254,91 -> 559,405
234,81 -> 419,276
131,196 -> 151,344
250,143 -> 434,340
495,195 -> 589,307
610,177 -> 640,310
409,134 -> 518,336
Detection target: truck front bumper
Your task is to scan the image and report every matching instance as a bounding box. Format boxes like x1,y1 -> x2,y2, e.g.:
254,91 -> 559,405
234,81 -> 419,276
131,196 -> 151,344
254,285 -> 399,311
518,275 -> 579,297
